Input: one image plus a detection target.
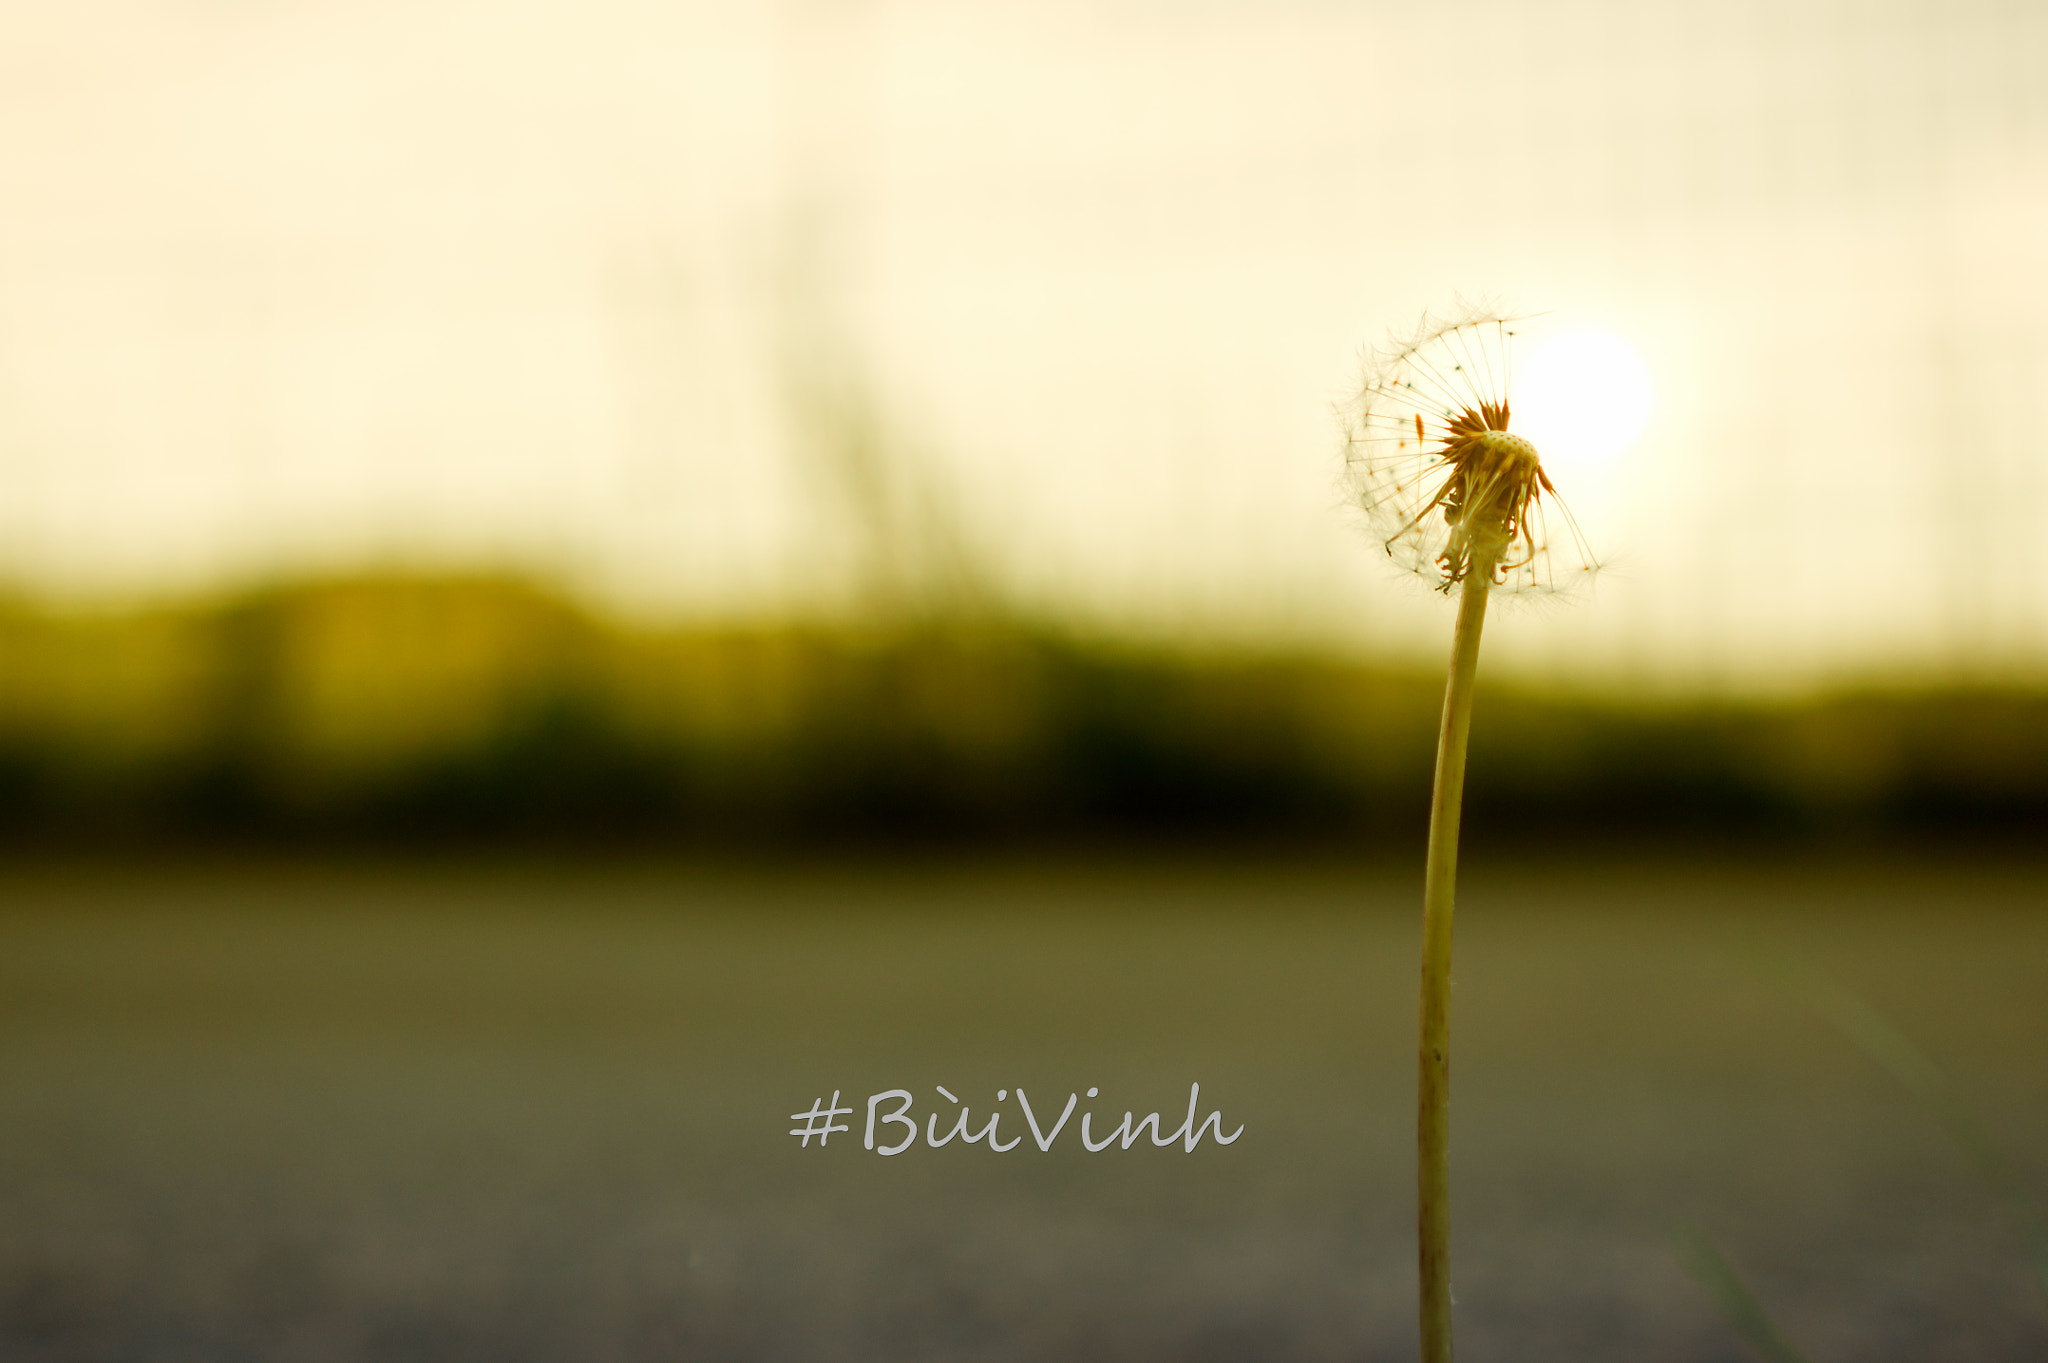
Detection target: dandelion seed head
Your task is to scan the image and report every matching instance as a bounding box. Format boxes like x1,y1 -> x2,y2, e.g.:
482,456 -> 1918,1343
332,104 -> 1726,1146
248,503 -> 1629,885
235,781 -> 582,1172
1341,303 -> 1601,597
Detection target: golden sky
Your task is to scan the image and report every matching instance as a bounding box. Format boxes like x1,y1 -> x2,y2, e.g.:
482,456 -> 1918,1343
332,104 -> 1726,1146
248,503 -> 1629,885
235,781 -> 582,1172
1,0 -> 2044,691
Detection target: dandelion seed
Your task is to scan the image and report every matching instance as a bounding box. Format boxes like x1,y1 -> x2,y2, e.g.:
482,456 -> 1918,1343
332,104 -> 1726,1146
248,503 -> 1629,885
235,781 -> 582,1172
1338,300 -> 1605,1363
1342,304 -> 1599,595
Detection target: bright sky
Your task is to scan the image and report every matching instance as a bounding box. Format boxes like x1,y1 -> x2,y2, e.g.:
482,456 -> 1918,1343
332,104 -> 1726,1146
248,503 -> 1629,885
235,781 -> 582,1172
1,0 -> 2045,692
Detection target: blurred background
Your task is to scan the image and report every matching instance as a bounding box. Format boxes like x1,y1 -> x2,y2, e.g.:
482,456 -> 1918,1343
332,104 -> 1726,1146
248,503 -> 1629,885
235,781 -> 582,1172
0,0 -> 2044,845
1,1 -> 2046,1360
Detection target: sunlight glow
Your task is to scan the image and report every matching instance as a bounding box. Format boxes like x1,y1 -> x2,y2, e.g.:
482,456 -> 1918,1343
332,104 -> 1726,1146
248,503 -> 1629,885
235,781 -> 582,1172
1514,330 -> 1653,469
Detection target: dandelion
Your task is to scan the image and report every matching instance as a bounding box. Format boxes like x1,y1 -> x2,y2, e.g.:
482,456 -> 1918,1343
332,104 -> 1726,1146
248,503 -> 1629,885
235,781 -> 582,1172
1341,304 -> 1599,1363
1343,305 -> 1597,596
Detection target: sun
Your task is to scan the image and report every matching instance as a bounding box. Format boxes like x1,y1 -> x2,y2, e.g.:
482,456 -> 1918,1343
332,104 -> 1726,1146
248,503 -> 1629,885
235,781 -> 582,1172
1511,329 -> 1653,470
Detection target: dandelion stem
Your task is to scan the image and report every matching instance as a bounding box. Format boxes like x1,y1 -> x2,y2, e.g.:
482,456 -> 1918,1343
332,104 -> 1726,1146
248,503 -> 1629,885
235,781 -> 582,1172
1418,539 -> 1501,1363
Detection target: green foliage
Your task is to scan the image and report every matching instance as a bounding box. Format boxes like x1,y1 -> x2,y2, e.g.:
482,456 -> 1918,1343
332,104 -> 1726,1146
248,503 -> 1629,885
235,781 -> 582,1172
0,576 -> 2041,848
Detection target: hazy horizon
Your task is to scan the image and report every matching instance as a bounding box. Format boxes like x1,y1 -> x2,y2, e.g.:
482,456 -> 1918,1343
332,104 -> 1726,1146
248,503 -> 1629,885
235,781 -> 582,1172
2,0 -> 2044,694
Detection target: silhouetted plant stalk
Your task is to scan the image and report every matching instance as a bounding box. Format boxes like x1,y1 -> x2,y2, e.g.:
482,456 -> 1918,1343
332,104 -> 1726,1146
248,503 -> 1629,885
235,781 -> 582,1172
1342,305 -> 1598,1363
1415,528 -> 1502,1362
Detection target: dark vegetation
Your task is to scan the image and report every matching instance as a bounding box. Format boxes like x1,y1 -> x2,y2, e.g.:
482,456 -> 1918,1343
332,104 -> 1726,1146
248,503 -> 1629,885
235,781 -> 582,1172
0,576 -> 2041,852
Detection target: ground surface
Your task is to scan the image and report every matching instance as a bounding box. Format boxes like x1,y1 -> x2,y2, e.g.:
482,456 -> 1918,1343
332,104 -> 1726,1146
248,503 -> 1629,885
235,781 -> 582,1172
0,858 -> 2044,1361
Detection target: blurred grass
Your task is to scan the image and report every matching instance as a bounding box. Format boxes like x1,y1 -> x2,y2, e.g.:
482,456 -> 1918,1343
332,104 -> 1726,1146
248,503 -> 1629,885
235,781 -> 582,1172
0,575 -> 2043,849
1673,1228 -> 1817,1363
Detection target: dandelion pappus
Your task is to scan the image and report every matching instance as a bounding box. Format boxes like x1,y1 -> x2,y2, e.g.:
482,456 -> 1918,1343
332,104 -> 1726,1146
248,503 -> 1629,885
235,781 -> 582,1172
1341,304 -> 1599,596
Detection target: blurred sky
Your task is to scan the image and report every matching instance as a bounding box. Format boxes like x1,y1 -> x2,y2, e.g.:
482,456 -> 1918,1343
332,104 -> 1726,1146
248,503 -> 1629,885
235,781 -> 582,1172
1,0 -> 2044,692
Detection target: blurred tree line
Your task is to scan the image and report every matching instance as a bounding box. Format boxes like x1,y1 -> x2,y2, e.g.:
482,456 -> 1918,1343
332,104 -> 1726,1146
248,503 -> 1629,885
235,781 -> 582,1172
0,576 -> 2040,851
